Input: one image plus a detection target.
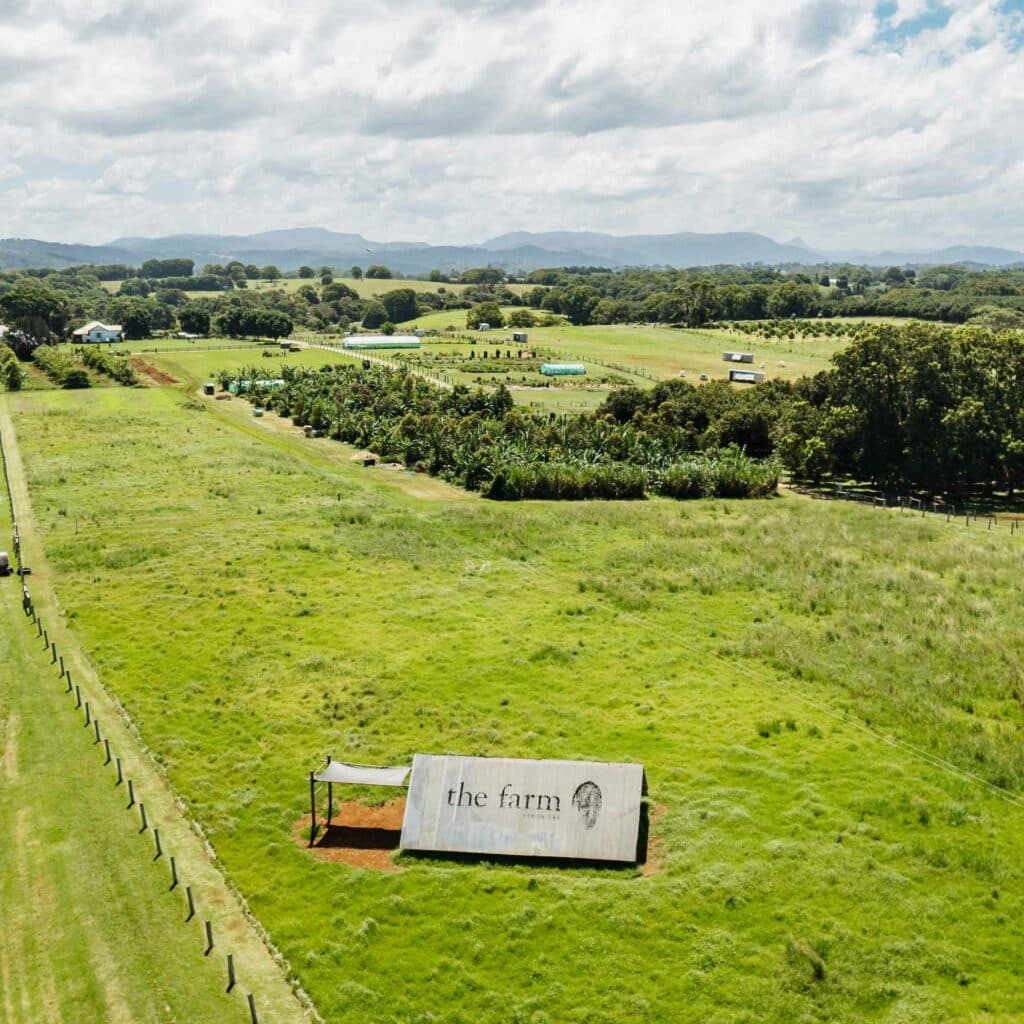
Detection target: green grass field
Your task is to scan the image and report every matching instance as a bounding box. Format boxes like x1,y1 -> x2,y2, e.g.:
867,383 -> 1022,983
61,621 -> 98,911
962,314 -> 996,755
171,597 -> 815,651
407,311 -> 849,382
0,582 -> 248,1023
6,382 -> 1024,1023
0,411 -> 308,1024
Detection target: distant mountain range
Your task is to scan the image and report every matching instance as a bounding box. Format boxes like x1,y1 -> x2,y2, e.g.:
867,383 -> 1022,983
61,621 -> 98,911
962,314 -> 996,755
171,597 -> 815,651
2,228 -> 1023,273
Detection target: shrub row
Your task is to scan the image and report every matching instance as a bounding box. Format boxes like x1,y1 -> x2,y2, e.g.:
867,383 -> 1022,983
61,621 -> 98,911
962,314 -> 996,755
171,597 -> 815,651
76,346 -> 137,385
657,450 -> 781,499
0,342 -> 23,391
485,462 -> 647,501
232,363 -> 780,502
33,346 -> 90,388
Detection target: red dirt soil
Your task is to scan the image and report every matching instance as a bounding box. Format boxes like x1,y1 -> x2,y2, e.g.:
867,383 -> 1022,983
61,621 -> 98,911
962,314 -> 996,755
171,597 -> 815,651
293,798 -> 406,872
294,797 -> 665,875
128,358 -> 178,386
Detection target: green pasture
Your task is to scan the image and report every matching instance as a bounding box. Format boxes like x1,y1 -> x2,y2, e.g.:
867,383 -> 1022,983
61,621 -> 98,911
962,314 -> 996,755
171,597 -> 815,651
406,311 -> 849,382
145,346 -> 349,387
8,383 -> 1024,1023
0,447 -> 244,1022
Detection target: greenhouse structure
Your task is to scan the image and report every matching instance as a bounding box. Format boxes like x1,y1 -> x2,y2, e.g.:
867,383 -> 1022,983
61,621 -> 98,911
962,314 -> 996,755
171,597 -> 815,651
540,363 -> 587,376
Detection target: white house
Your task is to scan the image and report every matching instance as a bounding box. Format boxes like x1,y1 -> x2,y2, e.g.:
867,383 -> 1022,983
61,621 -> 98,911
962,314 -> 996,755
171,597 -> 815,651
73,321 -> 122,343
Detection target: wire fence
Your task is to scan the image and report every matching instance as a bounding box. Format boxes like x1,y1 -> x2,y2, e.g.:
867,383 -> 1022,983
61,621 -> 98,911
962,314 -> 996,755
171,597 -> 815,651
0,421 -> 266,1024
788,482 -> 1024,536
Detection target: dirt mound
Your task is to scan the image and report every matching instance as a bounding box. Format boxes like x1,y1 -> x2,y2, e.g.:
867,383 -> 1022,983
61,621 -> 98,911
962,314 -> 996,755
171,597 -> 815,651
129,358 -> 178,386
293,797 -> 406,871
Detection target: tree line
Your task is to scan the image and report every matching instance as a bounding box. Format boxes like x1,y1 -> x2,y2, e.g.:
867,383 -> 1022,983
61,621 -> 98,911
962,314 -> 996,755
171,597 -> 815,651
232,364 -> 779,501
4,258 -> 1024,358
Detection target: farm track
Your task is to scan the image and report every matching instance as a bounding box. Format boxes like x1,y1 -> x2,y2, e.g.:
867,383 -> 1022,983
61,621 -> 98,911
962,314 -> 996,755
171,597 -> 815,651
0,409 -> 313,1024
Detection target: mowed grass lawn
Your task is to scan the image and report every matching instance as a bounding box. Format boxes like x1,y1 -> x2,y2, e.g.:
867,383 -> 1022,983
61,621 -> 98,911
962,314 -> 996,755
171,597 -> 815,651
9,384 -> 1024,1023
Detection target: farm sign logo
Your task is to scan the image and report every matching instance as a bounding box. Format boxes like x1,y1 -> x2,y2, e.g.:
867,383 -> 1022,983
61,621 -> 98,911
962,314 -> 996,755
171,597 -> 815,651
400,755 -> 643,862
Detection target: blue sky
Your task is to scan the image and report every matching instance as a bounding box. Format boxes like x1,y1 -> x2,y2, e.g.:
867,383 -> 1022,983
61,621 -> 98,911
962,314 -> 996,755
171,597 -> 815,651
0,0 -> 1022,251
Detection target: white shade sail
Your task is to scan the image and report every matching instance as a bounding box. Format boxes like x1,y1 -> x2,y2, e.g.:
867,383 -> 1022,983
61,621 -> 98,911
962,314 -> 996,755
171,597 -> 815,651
314,761 -> 411,787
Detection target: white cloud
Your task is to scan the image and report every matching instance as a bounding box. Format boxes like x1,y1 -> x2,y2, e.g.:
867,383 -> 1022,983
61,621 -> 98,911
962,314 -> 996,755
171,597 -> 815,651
0,0 -> 1021,250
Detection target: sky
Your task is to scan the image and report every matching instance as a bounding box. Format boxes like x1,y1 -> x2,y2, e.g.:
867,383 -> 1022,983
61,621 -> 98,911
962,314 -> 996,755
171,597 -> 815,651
1,0 -> 1023,250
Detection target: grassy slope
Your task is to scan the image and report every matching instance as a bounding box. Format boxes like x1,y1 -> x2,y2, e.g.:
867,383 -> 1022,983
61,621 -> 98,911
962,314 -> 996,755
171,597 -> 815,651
0,446 -> 246,1023
9,385 -> 1024,1023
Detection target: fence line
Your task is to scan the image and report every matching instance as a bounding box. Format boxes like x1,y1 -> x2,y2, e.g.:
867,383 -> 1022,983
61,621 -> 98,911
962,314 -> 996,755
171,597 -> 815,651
0,418 -> 265,1023
788,482 -> 1022,537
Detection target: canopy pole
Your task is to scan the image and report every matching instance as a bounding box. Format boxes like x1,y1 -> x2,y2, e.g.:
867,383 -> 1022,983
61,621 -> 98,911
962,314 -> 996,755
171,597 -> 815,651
308,771 -> 317,847
327,782 -> 333,827
326,753 -> 333,827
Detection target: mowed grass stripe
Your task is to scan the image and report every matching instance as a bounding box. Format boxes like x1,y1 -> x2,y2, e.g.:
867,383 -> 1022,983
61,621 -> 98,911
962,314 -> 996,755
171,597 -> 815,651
0,500 -> 243,1022
0,404 -> 311,1024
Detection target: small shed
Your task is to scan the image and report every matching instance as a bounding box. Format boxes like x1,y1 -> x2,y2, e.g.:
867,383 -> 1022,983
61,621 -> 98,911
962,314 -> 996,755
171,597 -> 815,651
73,321 -> 122,344
729,369 -> 765,384
202,382 -> 215,395
512,332 -> 528,343
722,352 -> 754,363
540,363 -> 586,376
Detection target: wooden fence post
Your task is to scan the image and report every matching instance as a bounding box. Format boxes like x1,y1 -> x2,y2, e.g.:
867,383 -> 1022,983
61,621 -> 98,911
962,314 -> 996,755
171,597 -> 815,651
115,757 -> 123,786
226,953 -> 235,991
139,802 -> 148,832
170,856 -> 178,890
186,885 -> 195,921
204,920 -> 214,955
104,738 -> 111,764
83,701 -> 91,727
153,828 -> 162,859
127,778 -> 135,808
248,993 -> 258,1024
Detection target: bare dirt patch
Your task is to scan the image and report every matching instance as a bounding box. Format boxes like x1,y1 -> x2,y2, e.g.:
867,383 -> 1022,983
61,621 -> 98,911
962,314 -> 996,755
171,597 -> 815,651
642,804 -> 667,877
129,358 -> 179,386
293,798 -> 405,872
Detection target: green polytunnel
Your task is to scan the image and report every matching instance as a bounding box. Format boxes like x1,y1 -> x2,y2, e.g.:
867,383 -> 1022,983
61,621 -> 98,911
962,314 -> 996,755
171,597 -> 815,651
540,363 -> 587,376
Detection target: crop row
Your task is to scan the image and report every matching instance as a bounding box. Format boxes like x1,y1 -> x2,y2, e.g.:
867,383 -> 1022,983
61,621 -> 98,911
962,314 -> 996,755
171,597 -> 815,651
229,363 -> 778,501
76,346 -> 138,385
